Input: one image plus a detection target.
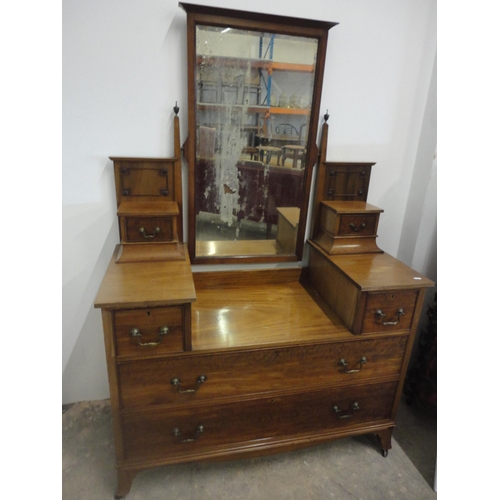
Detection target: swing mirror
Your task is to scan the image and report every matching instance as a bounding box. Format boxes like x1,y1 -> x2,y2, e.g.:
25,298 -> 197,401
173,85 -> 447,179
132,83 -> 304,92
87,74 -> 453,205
181,3 -> 335,264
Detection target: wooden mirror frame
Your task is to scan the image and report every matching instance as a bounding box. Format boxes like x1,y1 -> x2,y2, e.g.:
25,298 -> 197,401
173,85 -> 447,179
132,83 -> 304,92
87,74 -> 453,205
181,2 -> 336,265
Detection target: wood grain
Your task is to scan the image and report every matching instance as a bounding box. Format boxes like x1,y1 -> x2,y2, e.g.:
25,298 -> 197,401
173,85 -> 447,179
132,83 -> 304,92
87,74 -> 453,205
94,245 -> 196,309
191,269 -> 353,351
115,242 -> 186,263
118,336 -> 407,410
308,240 -> 434,291
307,244 -> 360,330
117,200 -> 179,216
114,306 -> 185,358
121,380 -> 397,463
321,201 -> 384,214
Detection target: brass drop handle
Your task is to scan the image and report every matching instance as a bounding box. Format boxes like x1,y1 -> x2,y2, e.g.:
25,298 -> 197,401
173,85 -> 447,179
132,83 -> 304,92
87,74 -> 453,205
171,375 -> 207,393
139,227 -> 160,238
375,308 -> 405,326
349,222 -> 367,232
339,356 -> 367,373
129,326 -> 169,346
173,425 -> 204,443
333,402 -> 360,419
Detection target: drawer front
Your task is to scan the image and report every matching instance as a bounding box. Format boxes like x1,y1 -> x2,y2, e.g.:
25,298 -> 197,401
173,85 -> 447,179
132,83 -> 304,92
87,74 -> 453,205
123,217 -> 175,243
338,214 -> 378,236
114,306 -> 185,357
122,380 -> 398,462
361,291 -> 418,333
118,337 -> 407,409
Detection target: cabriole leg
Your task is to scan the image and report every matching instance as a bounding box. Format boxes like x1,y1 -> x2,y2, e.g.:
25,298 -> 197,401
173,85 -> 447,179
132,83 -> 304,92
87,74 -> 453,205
376,428 -> 393,457
115,469 -> 134,499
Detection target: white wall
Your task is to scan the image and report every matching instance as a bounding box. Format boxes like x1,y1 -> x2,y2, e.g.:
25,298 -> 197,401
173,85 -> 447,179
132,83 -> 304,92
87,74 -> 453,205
62,0 -> 437,404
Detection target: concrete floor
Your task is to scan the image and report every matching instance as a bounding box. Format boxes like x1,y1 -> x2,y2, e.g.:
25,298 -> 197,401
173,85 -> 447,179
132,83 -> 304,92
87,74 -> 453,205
62,398 -> 436,500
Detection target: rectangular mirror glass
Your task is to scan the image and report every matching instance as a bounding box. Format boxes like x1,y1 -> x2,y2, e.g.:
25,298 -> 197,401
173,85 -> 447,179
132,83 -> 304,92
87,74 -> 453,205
182,4 -> 335,264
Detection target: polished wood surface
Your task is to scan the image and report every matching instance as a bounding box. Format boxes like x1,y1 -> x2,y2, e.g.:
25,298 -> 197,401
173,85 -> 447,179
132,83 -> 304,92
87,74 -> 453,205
191,269 -> 352,350
320,202 -> 382,236
337,214 -> 378,236
313,231 -> 383,255
309,240 -> 433,291
97,247 -> 432,496
322,163 -> 374,202
172,114 -> 183,241
122,217 -> 176,243
114,306 -> 185,358
362,290 -> 418,334
179,3 -> 337,37
196,239 -> 278,258
115,242 -> 186,263
111,158 -> 177,206
276,207 -> 300,225
308,244 -> 360,329
307,242 -> 433,335
101,310 -> 126,461
276,207 -> 300,253
308,241 -> 433,334
118,336 -> 407,410
117,200 -> 179,216
94,8 -> 435,498
321,201 -> 383,214
94,245 -> 196,309
313,200 -> 383,255
121,380 -> 397,463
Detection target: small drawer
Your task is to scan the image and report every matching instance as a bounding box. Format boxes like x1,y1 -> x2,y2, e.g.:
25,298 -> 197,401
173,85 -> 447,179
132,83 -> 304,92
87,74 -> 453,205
338,214 -> 378,236
122,380 -> 398,462
361,290 -> 418,333
319,201 -> 382,238
118,337 -> 407,409
113,306 -> 185,357
122,217 -> 176,243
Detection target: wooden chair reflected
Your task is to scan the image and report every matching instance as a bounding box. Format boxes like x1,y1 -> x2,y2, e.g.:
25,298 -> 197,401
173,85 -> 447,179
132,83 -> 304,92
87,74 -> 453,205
280,123 -> 306,169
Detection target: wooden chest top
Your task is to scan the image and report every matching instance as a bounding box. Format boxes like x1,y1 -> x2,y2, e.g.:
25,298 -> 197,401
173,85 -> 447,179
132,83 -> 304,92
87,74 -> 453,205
326,251 -> 434,291
94,245 -> 196,309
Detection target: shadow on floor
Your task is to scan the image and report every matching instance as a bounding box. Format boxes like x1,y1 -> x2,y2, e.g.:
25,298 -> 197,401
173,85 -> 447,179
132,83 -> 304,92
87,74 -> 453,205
394,397 -> 437,490
63,398 -> 437,500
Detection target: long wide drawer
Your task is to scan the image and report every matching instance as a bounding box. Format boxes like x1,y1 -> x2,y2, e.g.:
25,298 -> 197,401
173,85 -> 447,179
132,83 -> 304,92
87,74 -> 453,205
122,380 -> 398,462
118,337 -> 407,409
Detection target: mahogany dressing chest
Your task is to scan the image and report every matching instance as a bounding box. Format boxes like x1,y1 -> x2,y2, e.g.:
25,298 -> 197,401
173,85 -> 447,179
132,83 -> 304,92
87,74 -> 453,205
94,5 -> 433,497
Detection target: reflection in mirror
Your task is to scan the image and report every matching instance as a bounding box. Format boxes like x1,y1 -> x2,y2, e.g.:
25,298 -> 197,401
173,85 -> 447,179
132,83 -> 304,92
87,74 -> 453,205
194,25 -> 318,258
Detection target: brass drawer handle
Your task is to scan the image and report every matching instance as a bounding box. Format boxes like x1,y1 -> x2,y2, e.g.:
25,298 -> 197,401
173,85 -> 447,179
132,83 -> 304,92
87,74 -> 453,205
333,402 -> 360,419
139,227 -> 160,238
375,308 -> 405,326
171,375 -> 207,393
349,222 -> 367,232
339,356 -> 367,373
173,425 -> 204,443
129,326 -> 169,346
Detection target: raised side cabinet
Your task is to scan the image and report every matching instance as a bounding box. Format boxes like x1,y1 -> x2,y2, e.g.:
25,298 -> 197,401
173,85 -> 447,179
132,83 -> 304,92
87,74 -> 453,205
307,241 -> 433,335
313,201 -> 383,255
